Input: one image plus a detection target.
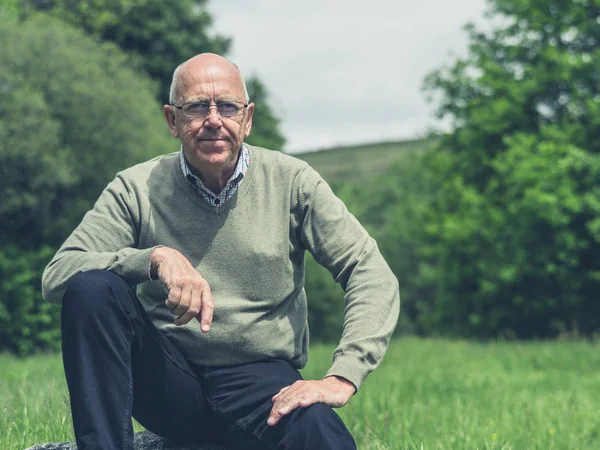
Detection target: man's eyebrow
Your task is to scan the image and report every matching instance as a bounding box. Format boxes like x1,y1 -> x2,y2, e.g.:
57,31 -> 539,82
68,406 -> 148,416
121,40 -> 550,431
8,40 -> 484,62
183,97 -> 210,103
183,96 -> 242,103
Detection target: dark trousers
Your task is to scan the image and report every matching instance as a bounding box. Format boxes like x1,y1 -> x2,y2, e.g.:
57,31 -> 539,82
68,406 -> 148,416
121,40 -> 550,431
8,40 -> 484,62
61,270 -> 356,450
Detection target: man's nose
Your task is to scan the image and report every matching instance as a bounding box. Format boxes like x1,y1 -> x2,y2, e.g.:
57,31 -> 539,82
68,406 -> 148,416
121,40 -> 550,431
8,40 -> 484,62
203,105 -> 223,127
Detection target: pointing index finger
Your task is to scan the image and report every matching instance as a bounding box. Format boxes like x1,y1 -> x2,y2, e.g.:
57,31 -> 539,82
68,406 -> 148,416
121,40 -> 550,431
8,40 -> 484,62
200,286 -> 214,332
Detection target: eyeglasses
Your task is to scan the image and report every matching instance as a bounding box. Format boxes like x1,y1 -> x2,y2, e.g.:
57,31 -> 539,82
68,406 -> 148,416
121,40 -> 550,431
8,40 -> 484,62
170,100 -> 248,118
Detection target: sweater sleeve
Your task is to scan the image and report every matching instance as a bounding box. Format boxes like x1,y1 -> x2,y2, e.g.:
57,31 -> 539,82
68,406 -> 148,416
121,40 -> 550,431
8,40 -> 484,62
298,167 -> 400,391
42,174 -> 158,304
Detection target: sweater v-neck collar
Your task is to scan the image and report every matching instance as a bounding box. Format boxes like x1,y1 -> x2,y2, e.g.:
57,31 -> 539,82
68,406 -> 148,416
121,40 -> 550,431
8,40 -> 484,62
171,145 -> 258,215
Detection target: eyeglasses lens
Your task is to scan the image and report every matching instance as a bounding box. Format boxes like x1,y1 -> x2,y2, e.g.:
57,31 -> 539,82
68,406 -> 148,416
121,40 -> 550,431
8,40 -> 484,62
183,101 -> 242,118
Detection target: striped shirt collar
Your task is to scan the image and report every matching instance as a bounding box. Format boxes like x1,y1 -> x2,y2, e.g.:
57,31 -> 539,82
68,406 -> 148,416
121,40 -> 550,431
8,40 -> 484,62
179,144 -> 250,208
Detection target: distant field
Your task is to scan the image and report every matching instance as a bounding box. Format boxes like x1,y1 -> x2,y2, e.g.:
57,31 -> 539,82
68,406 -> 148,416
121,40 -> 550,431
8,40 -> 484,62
294,138 -> 436,183
2,338 -> 600,449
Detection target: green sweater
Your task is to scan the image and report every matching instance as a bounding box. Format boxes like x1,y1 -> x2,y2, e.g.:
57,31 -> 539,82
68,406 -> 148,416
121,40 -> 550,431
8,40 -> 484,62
42,146 -> 399,390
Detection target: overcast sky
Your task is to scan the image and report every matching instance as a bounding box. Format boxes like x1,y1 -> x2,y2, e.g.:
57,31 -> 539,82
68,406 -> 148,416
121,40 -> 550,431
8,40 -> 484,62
207,0 -> 489,153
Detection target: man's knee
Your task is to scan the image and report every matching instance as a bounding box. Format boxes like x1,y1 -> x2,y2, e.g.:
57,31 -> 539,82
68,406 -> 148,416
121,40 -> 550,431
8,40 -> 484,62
285,403 -> 356,449
63,270 -> 131,320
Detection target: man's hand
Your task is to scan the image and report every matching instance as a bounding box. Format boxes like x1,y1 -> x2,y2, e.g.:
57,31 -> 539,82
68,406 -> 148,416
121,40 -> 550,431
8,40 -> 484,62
267,376 -> 356,426
151,247 -> 214,331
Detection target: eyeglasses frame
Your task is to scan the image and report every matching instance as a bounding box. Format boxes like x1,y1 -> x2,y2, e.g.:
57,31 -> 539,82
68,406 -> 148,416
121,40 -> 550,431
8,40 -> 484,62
170,100 -> 249,118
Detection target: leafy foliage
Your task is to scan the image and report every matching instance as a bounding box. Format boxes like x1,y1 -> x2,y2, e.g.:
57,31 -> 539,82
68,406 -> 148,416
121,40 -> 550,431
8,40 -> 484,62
413,0 -> 600,337
0,246 -> 59,355
245,76 -> 286,150
0,0 -> 19,14
0,14 -> 174,249
304,254 -> 345,342
423,0 -> 600,182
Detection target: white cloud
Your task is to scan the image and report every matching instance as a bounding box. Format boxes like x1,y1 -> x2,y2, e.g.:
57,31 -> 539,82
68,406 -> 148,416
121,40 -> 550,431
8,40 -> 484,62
207,0 -> 488,152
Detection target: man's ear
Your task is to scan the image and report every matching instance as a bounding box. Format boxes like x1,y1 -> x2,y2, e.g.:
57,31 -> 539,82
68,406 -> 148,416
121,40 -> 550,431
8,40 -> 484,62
163,105 -> 179,138
244,103 -> 254,138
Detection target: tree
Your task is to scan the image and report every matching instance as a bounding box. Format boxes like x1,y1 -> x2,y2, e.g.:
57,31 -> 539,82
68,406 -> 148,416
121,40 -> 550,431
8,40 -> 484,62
424,0 -> 600,183
0,14 -> 174,250
245,76 -> 286,150
413,0 -> 600,337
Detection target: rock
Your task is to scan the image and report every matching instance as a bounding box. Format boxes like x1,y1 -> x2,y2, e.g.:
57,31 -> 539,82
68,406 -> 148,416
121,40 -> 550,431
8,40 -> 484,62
24,430 -> 230,450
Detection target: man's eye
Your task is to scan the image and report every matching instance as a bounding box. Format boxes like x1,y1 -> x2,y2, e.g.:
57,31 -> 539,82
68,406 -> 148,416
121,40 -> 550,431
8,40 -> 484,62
217,102 -> 239,114
186,102 -> 210,113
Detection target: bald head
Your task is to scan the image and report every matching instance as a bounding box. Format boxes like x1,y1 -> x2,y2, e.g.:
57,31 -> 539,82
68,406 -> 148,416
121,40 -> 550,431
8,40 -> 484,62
169,53 -> 249,105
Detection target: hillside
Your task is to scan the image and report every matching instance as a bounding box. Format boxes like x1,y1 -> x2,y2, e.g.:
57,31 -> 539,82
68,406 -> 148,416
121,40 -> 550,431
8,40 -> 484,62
293,137 -> 436,183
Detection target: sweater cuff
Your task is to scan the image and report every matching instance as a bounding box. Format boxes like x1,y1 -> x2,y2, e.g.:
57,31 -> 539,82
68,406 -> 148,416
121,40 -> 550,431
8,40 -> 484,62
116,246 -> 160,286
325,353 -> 371,392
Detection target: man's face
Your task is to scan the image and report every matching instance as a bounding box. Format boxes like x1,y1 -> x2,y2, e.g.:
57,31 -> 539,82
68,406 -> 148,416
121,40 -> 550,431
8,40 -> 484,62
164,59 -> 254,173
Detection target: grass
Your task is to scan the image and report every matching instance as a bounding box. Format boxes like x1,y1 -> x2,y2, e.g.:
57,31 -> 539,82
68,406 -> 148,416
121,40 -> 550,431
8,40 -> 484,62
294,138 -> 436,183
2,338 -> 600,449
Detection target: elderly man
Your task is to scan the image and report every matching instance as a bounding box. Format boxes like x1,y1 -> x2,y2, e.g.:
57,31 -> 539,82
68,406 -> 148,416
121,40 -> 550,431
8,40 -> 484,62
42,53 -> 399,450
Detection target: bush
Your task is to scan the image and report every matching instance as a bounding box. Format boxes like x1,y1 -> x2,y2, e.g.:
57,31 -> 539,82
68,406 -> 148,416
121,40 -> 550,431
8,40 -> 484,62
0,246 -> 60,355
415,131 -> 600,338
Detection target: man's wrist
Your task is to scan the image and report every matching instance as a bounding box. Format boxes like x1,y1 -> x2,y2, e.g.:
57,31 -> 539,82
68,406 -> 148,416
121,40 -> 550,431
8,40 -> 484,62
150,246 -> 165,280
323,375 -> 357,395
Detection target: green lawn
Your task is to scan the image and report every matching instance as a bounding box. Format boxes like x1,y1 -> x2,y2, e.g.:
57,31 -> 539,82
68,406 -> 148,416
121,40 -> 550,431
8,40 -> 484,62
2,338 -> 600,449
295,138 -> 436,183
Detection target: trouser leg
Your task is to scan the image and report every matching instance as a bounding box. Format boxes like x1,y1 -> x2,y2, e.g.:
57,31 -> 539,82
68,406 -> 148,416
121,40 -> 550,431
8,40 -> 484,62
203,359 -> 356,450
61,270 -> 211,450
278,402 -> 355,450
